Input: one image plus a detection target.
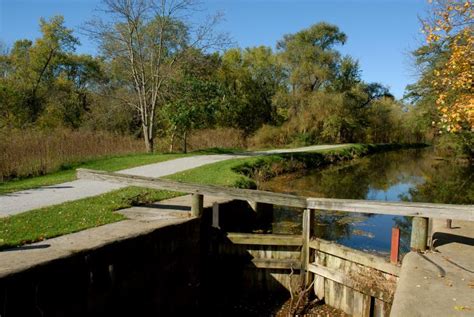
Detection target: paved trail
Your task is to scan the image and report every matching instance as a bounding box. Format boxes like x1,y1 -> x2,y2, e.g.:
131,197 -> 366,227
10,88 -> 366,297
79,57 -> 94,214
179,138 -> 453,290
0,144 -> 347,217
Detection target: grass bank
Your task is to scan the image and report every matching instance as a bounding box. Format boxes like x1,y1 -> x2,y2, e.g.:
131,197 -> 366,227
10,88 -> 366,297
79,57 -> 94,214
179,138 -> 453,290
0,187 -> 180,249
166,143 -> 425,188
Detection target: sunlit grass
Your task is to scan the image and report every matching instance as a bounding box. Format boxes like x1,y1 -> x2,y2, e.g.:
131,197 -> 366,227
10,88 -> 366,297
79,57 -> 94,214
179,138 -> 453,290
0,187 -> 180,249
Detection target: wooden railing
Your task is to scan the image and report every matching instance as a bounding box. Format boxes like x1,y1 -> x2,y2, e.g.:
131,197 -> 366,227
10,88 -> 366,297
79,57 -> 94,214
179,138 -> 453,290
77,168 -> 473,221
78,168 -> 473,316
78,167 -> 473,252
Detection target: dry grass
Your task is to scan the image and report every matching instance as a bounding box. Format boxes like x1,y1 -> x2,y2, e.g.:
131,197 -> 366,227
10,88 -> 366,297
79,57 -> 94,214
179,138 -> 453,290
0,129 -> 144,181
248,125 -> 292,149
185,128 -> 247,151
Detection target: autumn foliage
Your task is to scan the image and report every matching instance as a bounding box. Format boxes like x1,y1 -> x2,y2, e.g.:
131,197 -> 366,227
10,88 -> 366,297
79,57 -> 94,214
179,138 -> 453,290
422,0 -> 473,133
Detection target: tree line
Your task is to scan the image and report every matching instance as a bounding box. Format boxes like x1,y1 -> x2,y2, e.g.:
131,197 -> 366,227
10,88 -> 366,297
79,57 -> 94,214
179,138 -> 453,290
0,0 -> 471,155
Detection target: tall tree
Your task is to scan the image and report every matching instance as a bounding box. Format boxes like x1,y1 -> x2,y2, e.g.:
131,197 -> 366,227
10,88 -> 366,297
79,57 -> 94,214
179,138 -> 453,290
277,22 -> 346,93
85,0 -> 227,152
421,0 -> 473,133
217,46 -> 285,133
0,16 -> 81,127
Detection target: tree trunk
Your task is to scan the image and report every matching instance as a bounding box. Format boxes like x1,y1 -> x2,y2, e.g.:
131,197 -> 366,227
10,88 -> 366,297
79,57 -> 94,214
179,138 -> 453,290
143,126 -> 154,153
183,131 -> 187,154
169,133 -> 175,153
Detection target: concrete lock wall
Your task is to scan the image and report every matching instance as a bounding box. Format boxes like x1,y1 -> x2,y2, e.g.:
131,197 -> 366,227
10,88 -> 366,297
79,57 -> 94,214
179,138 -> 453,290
0,219 -> 201,317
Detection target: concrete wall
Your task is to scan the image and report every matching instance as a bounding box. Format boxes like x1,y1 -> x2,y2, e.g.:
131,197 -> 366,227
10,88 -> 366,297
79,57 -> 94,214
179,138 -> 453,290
0,219 -> 201,317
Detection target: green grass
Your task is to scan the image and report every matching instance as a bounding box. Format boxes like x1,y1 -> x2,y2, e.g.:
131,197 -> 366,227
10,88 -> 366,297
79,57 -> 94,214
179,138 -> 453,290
166,156 -> 263,187
165,144 -> 361,188
0,152 -> 189,194
0,187 -> 181,249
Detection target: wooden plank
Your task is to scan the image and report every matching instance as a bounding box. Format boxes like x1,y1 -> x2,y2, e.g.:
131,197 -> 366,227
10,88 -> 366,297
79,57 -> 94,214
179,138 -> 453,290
308,263 -> 394,302
77,169 -> 474,221
250,258 -> 301,270
225,233 -> 303,246
301,209 -> 314,286
307,197 -> 473,221
309,239 -> 400,276
77,168 -> 307,208
353,291 -> 371,317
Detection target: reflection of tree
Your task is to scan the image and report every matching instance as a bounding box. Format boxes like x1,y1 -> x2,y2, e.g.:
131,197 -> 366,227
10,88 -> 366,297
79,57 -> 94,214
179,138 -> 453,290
393,216 -> 412,254
314,214 -> 352,241
408,161 -> 473,204
263,149 -> 437,199
262,148 -> 472,243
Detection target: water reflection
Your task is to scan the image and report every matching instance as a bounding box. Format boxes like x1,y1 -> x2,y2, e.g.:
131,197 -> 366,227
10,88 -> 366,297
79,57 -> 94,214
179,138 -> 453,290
260,148 -> 473,255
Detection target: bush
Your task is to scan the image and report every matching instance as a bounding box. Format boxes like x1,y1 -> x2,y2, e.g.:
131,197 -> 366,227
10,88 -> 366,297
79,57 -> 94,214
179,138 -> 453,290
434,132 -> 473,159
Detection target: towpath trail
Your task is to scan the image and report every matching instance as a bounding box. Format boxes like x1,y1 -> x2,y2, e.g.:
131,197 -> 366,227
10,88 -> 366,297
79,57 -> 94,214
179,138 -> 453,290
0,144 -> 347,217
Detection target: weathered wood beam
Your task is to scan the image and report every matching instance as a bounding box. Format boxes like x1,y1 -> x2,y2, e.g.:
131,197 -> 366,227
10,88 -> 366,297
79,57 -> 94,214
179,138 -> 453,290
307,263 -> 395,302
225,233 -> 303,246
250,258 -> 301,270
77,168 -> 307,208
306,198 -> 473,221
301,208 -> 314,286
309,239 -> 400,276
77,169 -> 474,220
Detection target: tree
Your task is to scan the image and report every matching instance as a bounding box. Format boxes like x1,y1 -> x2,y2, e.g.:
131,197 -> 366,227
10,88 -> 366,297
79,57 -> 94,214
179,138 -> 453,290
85,0 -> 227,152
164,49 -> 224,152
217,46 -> 285,133
277,23 -> 346,93
421,0 -> 473,133
0,16 -> 84,127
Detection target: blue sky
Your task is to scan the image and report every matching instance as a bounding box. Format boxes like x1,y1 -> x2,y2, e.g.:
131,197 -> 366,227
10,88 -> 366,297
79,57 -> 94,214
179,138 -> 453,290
0,0 -> 429,99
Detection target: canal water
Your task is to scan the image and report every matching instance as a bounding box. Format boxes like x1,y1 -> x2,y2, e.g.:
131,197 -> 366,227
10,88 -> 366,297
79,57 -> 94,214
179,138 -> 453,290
260,148 -> 473,256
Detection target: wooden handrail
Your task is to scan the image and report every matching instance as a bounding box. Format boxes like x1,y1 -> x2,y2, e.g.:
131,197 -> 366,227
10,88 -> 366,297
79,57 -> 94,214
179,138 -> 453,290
77,168 -> 474,221
77,168 -> 307,208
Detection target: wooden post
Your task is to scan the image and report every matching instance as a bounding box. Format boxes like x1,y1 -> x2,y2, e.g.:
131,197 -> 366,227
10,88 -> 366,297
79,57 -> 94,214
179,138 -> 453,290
191,193 -> 203,217
301,208 -> 314,286
248,201 -> 273,227
212,202 -> 220,228
410,217 -> 428,251
390,227 -> 400,264
446,219 -> 452,229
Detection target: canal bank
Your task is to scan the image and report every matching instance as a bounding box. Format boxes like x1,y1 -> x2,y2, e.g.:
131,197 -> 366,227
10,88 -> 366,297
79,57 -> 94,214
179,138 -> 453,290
0,196 -> 207,316
0,178 -> 472,316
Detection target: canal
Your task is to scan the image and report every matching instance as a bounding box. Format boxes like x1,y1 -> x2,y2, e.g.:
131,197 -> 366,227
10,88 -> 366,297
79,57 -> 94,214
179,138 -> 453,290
260,148 -> 473,256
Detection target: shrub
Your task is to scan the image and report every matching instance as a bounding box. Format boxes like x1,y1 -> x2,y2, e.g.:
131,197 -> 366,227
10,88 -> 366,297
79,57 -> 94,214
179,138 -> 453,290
434,132 -> 473,159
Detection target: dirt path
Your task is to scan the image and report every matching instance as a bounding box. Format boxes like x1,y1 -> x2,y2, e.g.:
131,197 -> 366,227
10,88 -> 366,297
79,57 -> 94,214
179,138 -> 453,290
0,144 -> 348,217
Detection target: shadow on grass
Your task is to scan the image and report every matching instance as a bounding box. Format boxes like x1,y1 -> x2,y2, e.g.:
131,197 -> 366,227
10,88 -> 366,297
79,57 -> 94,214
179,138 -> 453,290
1,244 -> 51,252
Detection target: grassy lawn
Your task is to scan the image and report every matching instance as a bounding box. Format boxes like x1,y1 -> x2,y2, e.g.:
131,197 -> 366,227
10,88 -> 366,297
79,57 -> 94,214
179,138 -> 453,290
0,152 -> 189,194
0,187 -> 181,249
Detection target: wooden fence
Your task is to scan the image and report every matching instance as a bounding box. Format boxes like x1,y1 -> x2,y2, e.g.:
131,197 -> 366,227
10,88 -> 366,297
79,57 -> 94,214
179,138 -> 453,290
77,168 -> 474,316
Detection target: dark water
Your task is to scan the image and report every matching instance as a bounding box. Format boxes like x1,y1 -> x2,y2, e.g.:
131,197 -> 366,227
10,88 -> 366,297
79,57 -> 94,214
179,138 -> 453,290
261,148 -> 473,256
